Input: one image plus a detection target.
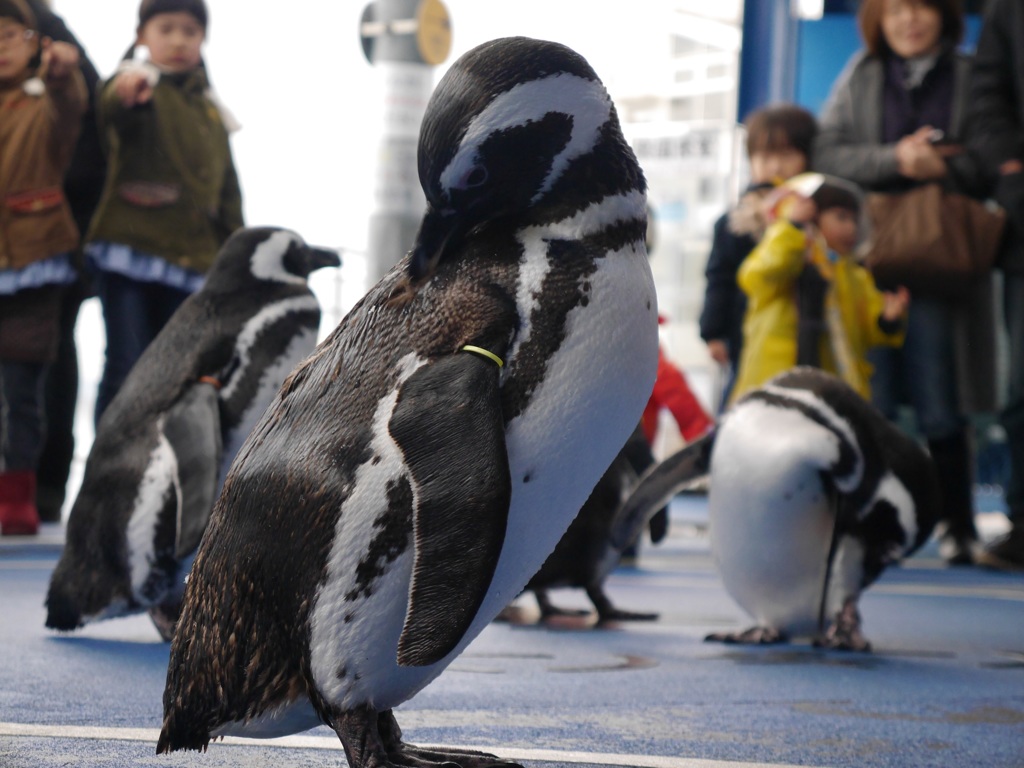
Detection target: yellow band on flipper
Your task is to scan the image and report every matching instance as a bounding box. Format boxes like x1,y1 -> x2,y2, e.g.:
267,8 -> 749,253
461,345 -> 504,368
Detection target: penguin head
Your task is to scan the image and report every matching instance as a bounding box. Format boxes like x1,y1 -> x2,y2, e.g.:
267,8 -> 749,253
406,36 -> 642,285
203,227 -> 341,292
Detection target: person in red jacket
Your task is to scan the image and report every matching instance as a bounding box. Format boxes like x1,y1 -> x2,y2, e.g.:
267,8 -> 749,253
641,317 -> 715,447
642,341 -> 715,446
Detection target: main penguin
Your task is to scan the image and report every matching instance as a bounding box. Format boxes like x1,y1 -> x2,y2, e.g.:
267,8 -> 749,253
158,37 -> 658,768
46,227 -> 339,640
617,367 -> 939,651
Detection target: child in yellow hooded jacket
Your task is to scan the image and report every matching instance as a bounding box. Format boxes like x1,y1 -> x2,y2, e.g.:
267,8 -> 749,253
731,174 -> 909,404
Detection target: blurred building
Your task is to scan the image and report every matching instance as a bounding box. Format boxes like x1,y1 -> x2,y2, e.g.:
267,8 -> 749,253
607,2 -> 744,400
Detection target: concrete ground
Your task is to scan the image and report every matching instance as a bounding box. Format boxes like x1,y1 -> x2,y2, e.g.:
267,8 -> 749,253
1,495 -> 1022,768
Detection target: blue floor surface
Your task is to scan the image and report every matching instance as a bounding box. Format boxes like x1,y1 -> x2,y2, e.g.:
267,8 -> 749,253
1,495 -> 1022,768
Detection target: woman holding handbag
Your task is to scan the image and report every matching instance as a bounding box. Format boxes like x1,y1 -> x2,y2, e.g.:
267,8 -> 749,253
813,0 -> 997,565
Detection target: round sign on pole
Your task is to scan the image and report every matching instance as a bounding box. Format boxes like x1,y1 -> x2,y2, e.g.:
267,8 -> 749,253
416,0 -> 451,66
359,0 -> 451,284
360,0 -> 450,66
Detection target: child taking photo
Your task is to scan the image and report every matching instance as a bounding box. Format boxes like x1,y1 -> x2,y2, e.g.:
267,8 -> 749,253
731,174 -> 909,403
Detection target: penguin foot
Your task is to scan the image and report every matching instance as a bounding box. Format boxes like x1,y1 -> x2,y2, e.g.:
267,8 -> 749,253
540,605 -> 592,619
588,587 -> 658,624
534,589 -> 590,619
391,743 -> 523,768
813,627 -> 872,652
704,626 -> 788,645
596,607 -> 660,624
813,599 -> 871,652
347,709 -> 523,768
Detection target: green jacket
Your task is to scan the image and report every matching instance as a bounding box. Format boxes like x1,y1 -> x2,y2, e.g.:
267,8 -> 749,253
86,67 -> 243,273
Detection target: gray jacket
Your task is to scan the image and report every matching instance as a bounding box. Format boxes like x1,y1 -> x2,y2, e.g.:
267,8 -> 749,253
815,49 -> 999,415
815,50 -> 986,197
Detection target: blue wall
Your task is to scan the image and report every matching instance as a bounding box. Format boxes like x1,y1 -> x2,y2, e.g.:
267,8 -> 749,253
794,15 -> 864,115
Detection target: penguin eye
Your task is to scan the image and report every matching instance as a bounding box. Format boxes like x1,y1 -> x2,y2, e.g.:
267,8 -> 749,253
462,166 -> 488,188
282,244 -> 303,276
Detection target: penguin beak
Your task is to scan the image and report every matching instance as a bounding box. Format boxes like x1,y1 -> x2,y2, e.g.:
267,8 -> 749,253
304,245 -> 342,274
408,208 -> 466,284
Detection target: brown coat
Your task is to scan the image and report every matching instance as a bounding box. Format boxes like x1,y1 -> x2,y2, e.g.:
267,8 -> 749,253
0,71 -> 86,271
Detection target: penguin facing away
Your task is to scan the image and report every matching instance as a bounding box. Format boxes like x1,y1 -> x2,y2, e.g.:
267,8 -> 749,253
157,37 -> 658,768
45,227 -> 340,640
617,367 -> 939,650
511,424 -> 662,625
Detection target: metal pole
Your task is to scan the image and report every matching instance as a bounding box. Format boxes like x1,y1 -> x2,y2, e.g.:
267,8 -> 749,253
361,0 -> 450,286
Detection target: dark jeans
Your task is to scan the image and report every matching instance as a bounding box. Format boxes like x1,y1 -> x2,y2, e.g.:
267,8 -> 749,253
1002,272 -> 1024,522
0,360 -> 49,472
869,295 -> 974,535
36,286 -> 84,520
93,272 -> 190,425
868,295 -> 964,439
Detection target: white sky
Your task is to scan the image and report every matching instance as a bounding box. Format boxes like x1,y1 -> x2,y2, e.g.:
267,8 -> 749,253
50,0 -> 671,254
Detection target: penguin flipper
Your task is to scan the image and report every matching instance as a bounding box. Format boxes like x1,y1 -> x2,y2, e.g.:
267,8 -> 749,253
610,430 -> 716,550
389,353 -> 511,667
163,382 -> 223,559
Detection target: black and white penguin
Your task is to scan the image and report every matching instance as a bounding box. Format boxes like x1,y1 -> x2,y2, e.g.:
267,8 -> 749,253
157,37 -> 658,768
617,367 -> 939,650
45,227 -> 339,640
508,424 -> 661,625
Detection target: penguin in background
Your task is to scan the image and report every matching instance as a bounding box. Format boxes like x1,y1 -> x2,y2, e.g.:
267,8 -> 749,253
157,37 -> 658,768
504,424 -> 662,625
616,367 -> 939,650
45,227 -> 340,640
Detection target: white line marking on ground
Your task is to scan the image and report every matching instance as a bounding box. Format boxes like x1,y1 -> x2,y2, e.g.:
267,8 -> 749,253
0,721 -> 816,768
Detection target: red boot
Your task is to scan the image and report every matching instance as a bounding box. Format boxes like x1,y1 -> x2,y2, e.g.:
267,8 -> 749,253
0,470 -> 39,536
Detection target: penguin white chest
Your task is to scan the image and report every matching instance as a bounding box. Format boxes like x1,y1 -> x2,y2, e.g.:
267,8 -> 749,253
709,400 -> 840,635
483,238 -> 659,625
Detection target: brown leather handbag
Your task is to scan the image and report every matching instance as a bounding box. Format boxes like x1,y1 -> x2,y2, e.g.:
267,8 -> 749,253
863,183 -> 1006,297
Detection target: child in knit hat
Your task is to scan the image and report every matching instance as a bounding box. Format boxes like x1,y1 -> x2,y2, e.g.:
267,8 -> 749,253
84,0 -> 244,424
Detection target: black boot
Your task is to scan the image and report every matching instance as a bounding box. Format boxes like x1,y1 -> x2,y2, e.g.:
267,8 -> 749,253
928,431 -> 977,565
